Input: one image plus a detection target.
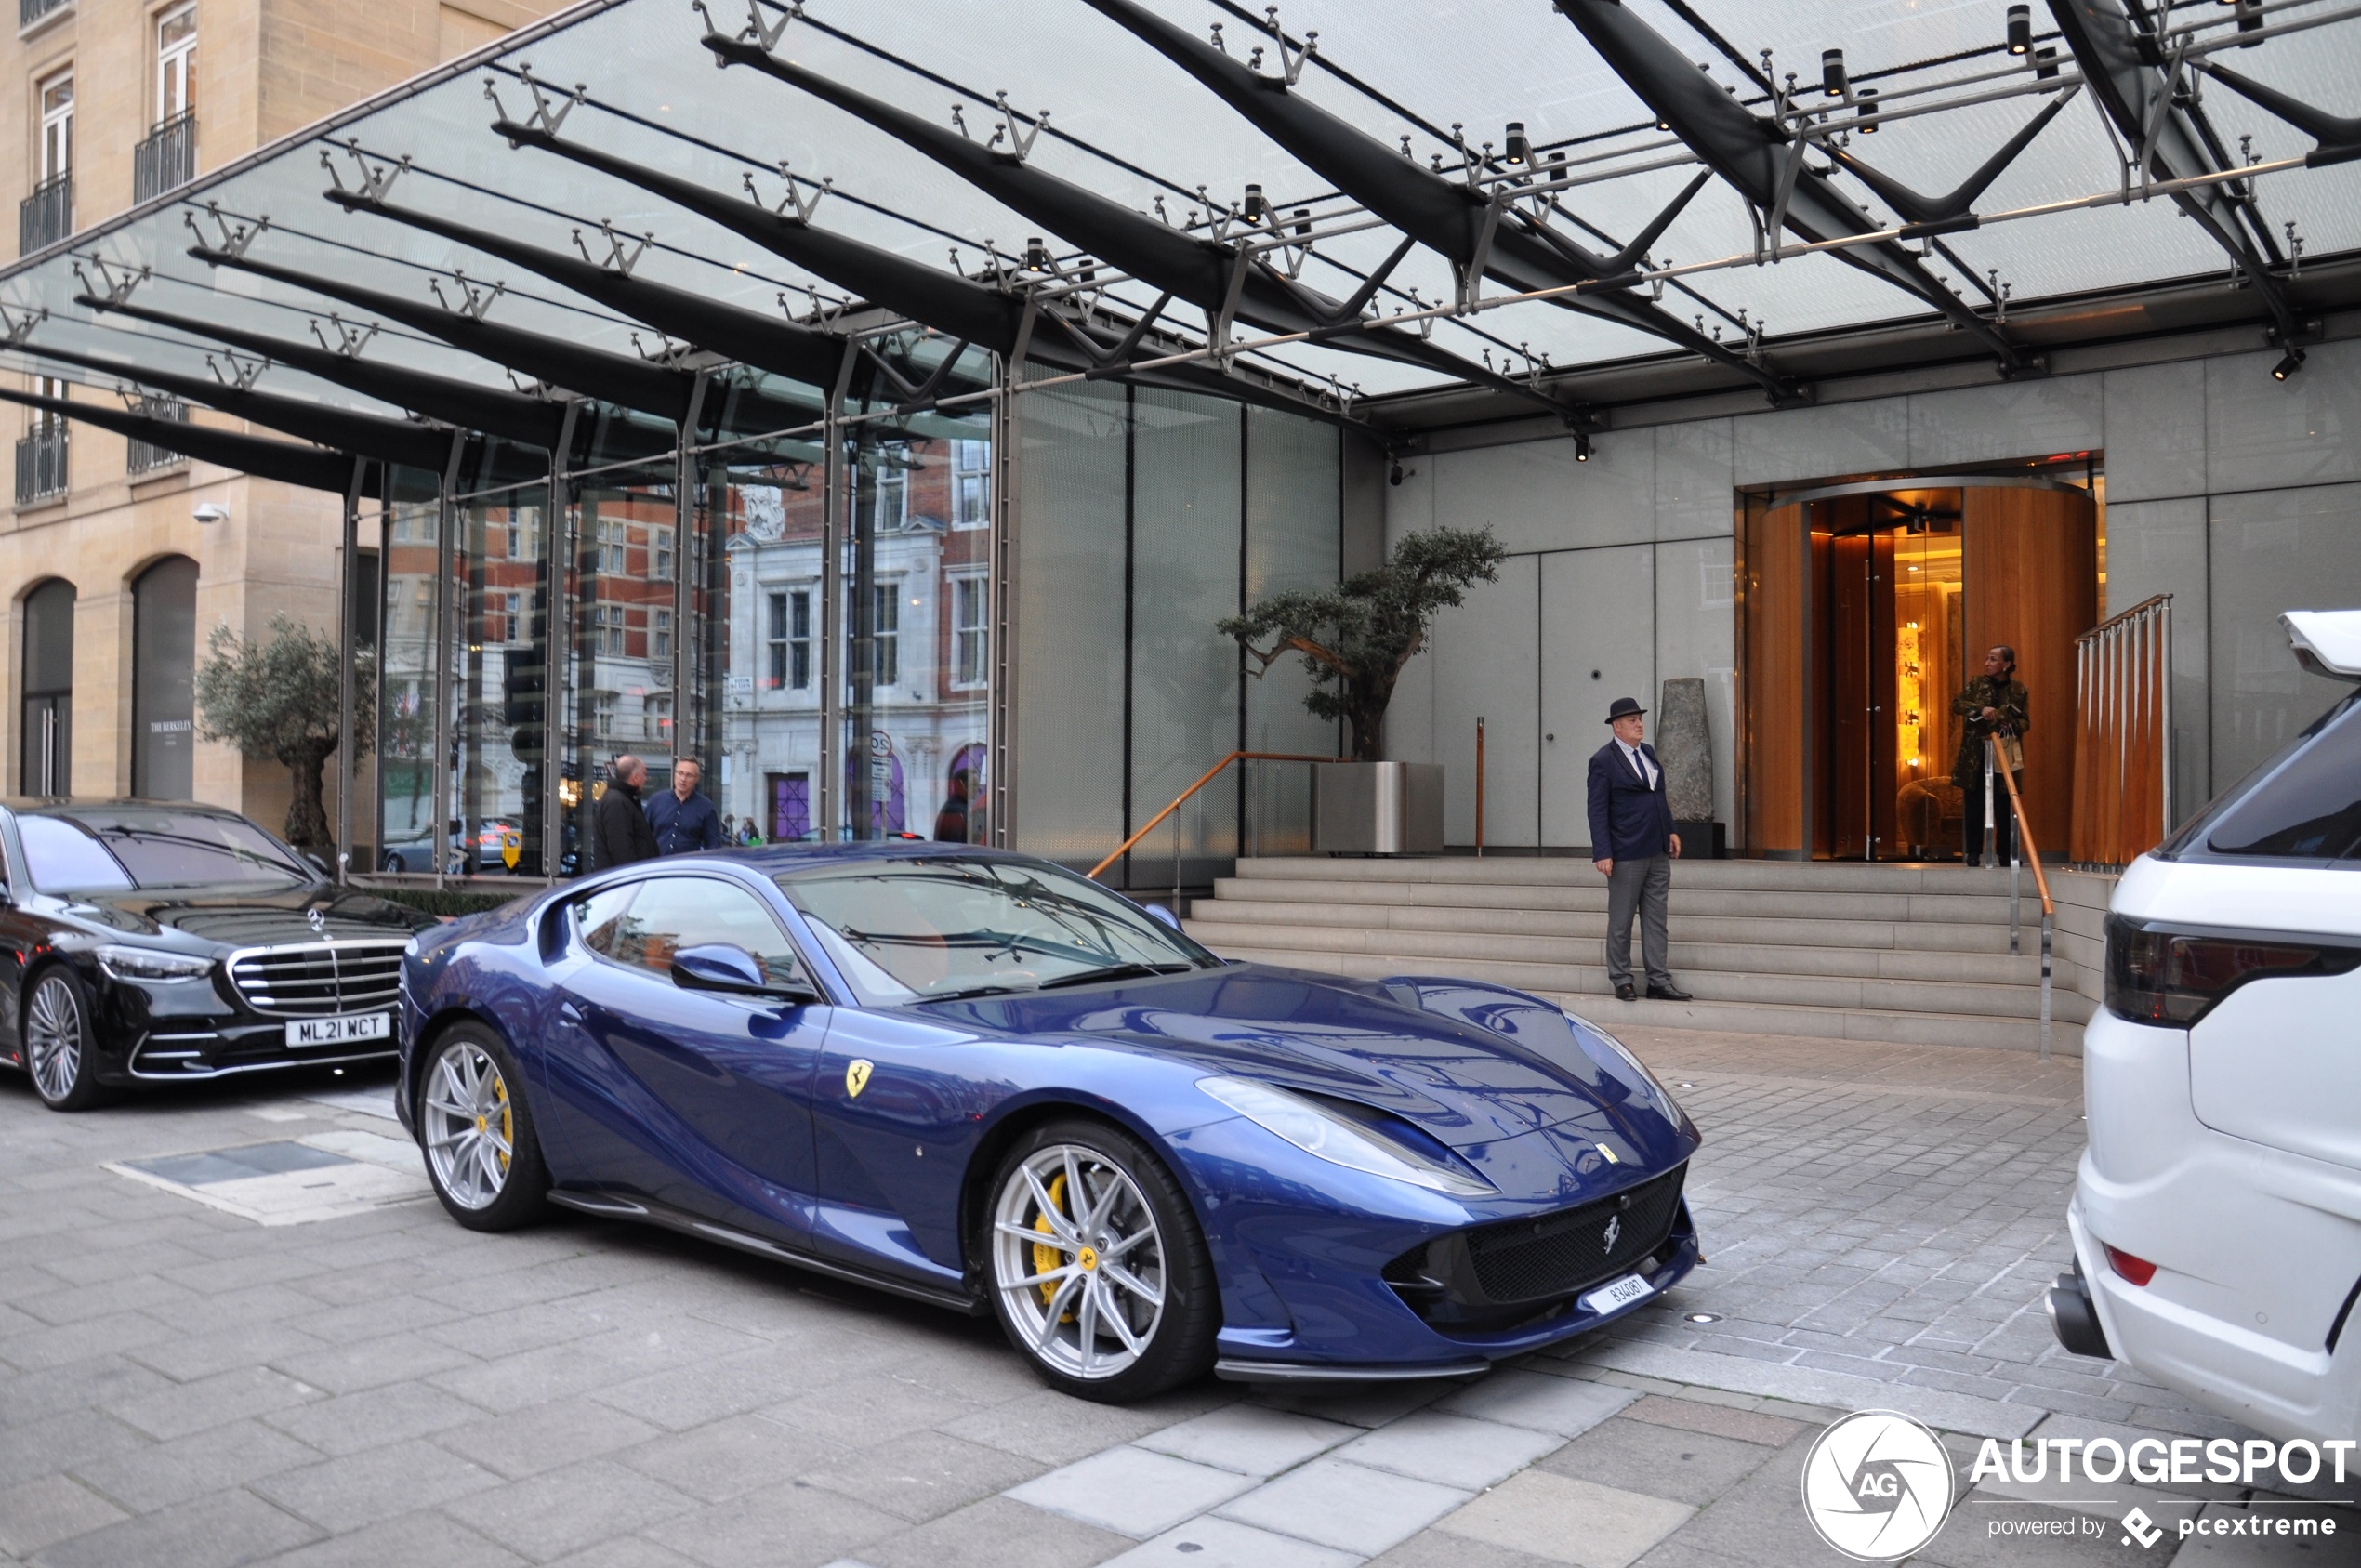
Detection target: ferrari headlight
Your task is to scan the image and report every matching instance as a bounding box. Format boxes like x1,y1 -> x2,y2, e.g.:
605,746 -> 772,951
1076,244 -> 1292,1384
1567,1011 -> 1684,1122
1198,1075 -> 1493,1196
95,945 -> 215,982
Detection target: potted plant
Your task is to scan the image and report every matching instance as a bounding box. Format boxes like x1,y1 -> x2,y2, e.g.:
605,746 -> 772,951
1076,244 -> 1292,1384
195,613 -> 376,860
1220,525 -> 1504,852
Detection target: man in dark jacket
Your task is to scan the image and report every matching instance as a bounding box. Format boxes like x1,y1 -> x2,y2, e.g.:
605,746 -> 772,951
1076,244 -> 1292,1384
1588,697 -> 1691,1003
592,755 -> 658,871
1951,645 -> 2030,867
647,758 -> 724,855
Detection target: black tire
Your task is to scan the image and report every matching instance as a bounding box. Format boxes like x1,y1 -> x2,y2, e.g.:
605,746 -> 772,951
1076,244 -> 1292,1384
24,963 -> 113,1112
416,1022 -> 549,1231
381,850 -> 407,873
981,1116 -> 1218,1403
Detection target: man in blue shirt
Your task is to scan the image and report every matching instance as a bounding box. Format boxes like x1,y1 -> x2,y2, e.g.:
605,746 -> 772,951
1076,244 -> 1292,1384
646,758 -> 724,855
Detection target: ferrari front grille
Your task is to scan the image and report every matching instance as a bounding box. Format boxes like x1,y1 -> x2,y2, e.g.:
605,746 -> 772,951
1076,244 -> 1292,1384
1461,1165 -> 1688,1304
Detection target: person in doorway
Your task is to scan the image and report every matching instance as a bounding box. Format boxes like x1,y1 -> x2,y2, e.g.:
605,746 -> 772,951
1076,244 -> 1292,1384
648,758 -> 724,855
592,755 -> 658,870
1952,645 -> 2029,867
934,769 -> 971,843
1588,697 -> 1691,1003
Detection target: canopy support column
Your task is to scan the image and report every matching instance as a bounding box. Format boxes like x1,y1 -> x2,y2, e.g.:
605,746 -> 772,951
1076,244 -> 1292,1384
430,432 -> 465,889
543,402 -> 581,881
336,456 -> 364,884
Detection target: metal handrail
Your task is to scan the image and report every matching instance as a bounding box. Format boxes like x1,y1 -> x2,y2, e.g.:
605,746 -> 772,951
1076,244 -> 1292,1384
1993,737 -> 2057,1061
1086,750 -> 1344,881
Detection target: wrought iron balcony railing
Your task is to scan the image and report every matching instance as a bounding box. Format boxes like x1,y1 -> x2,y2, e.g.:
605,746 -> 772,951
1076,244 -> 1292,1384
18,173 -> 70,255
18,0 -> 71,30
126,398 -> 187,476
133,112 -> 196,204
16,424 -> 68,507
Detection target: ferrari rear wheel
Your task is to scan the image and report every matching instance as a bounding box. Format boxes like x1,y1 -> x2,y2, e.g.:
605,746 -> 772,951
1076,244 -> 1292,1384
419,1024 -> 548,1231
984,1118 -> 1217,1403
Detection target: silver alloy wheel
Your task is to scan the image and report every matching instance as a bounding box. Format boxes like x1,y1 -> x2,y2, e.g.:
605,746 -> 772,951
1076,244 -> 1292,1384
991,1143 -> 1167,1381
25,973 -> 82,1102
422,1039 -> 514,1210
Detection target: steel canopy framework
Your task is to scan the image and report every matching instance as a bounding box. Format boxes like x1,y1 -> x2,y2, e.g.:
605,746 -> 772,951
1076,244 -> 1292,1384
0,0 -> 2354,875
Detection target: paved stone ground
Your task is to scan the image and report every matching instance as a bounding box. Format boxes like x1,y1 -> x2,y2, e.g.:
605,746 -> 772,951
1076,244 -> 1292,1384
0,1030 -> 2349,1568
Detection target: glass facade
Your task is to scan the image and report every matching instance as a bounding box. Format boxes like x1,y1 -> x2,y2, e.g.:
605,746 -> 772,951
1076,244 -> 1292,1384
374,357 -> 1341,889
131,555 -> 196,801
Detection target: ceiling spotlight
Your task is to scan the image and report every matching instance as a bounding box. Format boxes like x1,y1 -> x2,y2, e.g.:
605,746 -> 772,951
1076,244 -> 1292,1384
1574,431 -> 1592,462
1292,207 -> 1312,238
2006,3 -> 2031,55
1655,114 -> 1671,131
2034,45 -> 2059,80
1503,121 -> 1531,165
1821,48 -> 1846,99
1855,86 -> 1880,133
1243,182 -> 1270,222
2273,347 -> 2305,380
1023,236 -> 1051,270
1388,459 -> 1405,486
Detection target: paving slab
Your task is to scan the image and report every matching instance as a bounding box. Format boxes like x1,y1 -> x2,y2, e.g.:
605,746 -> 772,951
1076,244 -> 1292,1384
1004,1445 -> 1258,1539
1434,1469 -> 1695,1568
1130,1403 -> 1359,1477
1212,1456 -> 1473,1556
1336,1410 -> 1567,1490
1097,1513 -> 1361,1568
1434,1369 -> 1636,1437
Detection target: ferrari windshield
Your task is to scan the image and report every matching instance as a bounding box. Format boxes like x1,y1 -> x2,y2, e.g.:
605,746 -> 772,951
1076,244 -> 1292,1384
775,854 -> 1214,1005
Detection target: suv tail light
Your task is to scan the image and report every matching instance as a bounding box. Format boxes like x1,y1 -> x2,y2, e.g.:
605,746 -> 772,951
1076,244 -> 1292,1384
2104,1243 -> 2157,1287
2104,915 -> 2361,1026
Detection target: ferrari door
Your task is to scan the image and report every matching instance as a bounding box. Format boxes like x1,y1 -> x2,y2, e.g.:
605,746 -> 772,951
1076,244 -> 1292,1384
541,873 -> 829,1239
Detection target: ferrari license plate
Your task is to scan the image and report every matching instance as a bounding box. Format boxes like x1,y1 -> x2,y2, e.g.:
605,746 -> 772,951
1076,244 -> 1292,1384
1579,1273 -> 1654,1315
286,1013 -> 389,1048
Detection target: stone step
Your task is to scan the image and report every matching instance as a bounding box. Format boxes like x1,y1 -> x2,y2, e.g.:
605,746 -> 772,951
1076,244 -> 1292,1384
1180,919 -> 2044,986
1187,898 -> 2021,954
1197,942 -> 2086,1054
1210,876 -> 2024,925
1188,933 -> 2093,1024
1233,856 -> 2027,895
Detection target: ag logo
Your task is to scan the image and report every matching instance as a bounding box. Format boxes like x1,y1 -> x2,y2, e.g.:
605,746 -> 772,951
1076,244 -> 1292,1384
1800,1410 -> 1954,1561
844,1059 -> 873,1099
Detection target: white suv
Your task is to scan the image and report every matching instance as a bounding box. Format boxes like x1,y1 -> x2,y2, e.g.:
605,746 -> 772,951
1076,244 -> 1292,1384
2051,610 -> 2361,1443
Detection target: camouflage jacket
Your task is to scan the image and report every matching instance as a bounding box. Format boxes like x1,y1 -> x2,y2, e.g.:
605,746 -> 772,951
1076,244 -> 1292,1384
1950,675 -> 2029,785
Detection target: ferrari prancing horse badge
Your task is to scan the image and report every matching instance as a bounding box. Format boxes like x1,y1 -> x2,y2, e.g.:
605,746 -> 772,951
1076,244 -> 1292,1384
845,1060 -> 873,1099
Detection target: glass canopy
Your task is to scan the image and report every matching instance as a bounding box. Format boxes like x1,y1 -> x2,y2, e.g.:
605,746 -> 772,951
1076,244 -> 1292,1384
0,0 -> 2354,424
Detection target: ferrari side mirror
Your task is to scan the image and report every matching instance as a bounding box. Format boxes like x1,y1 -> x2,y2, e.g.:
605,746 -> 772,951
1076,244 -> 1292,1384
670,942 -> 819,1003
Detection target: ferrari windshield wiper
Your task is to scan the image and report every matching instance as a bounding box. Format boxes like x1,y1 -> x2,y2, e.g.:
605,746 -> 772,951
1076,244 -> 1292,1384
920,982 -> 1028,1002
1033,962 -> 1196,991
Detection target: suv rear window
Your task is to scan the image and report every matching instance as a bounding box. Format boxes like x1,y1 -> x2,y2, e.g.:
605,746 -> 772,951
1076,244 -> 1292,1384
2161,692 -> 2361,863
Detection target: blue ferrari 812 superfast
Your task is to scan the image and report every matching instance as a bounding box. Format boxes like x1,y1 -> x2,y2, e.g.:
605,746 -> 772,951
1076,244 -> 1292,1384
396,844 -> 1701,1402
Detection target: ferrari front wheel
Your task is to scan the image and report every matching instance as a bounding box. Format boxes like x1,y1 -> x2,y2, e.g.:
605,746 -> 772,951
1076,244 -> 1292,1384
984,1118 -> 1218,1403
419,1024 -> 548,1231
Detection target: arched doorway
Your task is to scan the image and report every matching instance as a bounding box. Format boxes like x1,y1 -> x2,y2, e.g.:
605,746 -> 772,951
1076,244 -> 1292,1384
20,578 -> 73,796
132,556 -> 198,800
1743,478 -> 2097,860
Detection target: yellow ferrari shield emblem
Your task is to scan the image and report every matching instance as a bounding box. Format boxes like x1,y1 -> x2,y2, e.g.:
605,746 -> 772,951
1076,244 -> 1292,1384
844,1059 -> 873,1099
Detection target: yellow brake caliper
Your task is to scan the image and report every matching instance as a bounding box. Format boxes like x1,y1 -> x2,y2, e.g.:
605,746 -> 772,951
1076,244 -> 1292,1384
493,1073 -> 512,1171
1032,1172 -> 1073,1315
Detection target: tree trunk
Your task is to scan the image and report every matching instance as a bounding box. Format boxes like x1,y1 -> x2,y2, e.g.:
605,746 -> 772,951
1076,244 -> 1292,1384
1344,672 -> 1389,762
284,742 -> 336,850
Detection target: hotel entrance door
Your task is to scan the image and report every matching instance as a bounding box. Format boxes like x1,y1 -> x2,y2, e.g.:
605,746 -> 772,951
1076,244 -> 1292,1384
1743,479 -> 2097,861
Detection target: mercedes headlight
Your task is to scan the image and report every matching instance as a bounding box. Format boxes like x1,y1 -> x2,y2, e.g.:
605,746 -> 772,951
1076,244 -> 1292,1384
1198,1075 -> 1494,1196
96,945 -> 215,982
1567,1011 -> 1684,1122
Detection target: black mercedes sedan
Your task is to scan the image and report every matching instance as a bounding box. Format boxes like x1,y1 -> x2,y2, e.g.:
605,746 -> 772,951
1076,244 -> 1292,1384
0,800 -> 437,1110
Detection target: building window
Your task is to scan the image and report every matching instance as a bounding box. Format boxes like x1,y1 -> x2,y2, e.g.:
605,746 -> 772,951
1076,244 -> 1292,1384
38,72 -> 72,180
951,574 -> 987,689
652,608 -> 672,660
952,439 -> 990,530
652,525 -> 673,581
155,5 -> 196,124
596,520 -> 627,576
125,395 -> 187,476
20,577 -> 73,797
867,459 -> 906,534
593,692 -> 617,738
645,692 -> 670,743
767,588 -> 810,691
593,601 -> 625,656
862,582 -> 899,688
20,72 -> 73,253
492,591 -> 521,644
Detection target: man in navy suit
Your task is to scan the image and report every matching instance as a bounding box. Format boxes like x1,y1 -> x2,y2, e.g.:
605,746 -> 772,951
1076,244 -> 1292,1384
1588,697 -> 1692,1003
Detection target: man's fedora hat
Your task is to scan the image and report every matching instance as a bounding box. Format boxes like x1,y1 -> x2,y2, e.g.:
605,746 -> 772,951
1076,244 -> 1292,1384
1605,696 -> 1646,723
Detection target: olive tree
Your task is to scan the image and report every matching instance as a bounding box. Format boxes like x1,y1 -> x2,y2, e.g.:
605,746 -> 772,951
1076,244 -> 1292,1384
194,614 -> 376,851
1219,525 -> 1506,763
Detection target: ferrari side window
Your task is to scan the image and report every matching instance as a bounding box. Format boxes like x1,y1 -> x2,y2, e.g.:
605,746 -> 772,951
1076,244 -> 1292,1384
573,883 -> 640,958
605,876 -> 809,988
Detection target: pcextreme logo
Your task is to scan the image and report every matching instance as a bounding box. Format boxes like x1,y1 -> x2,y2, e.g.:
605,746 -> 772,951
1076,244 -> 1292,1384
1800,1410 -> 1955,1561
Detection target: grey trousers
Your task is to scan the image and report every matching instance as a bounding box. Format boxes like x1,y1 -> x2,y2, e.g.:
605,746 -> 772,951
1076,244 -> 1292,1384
1605,853 -> 1674,990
